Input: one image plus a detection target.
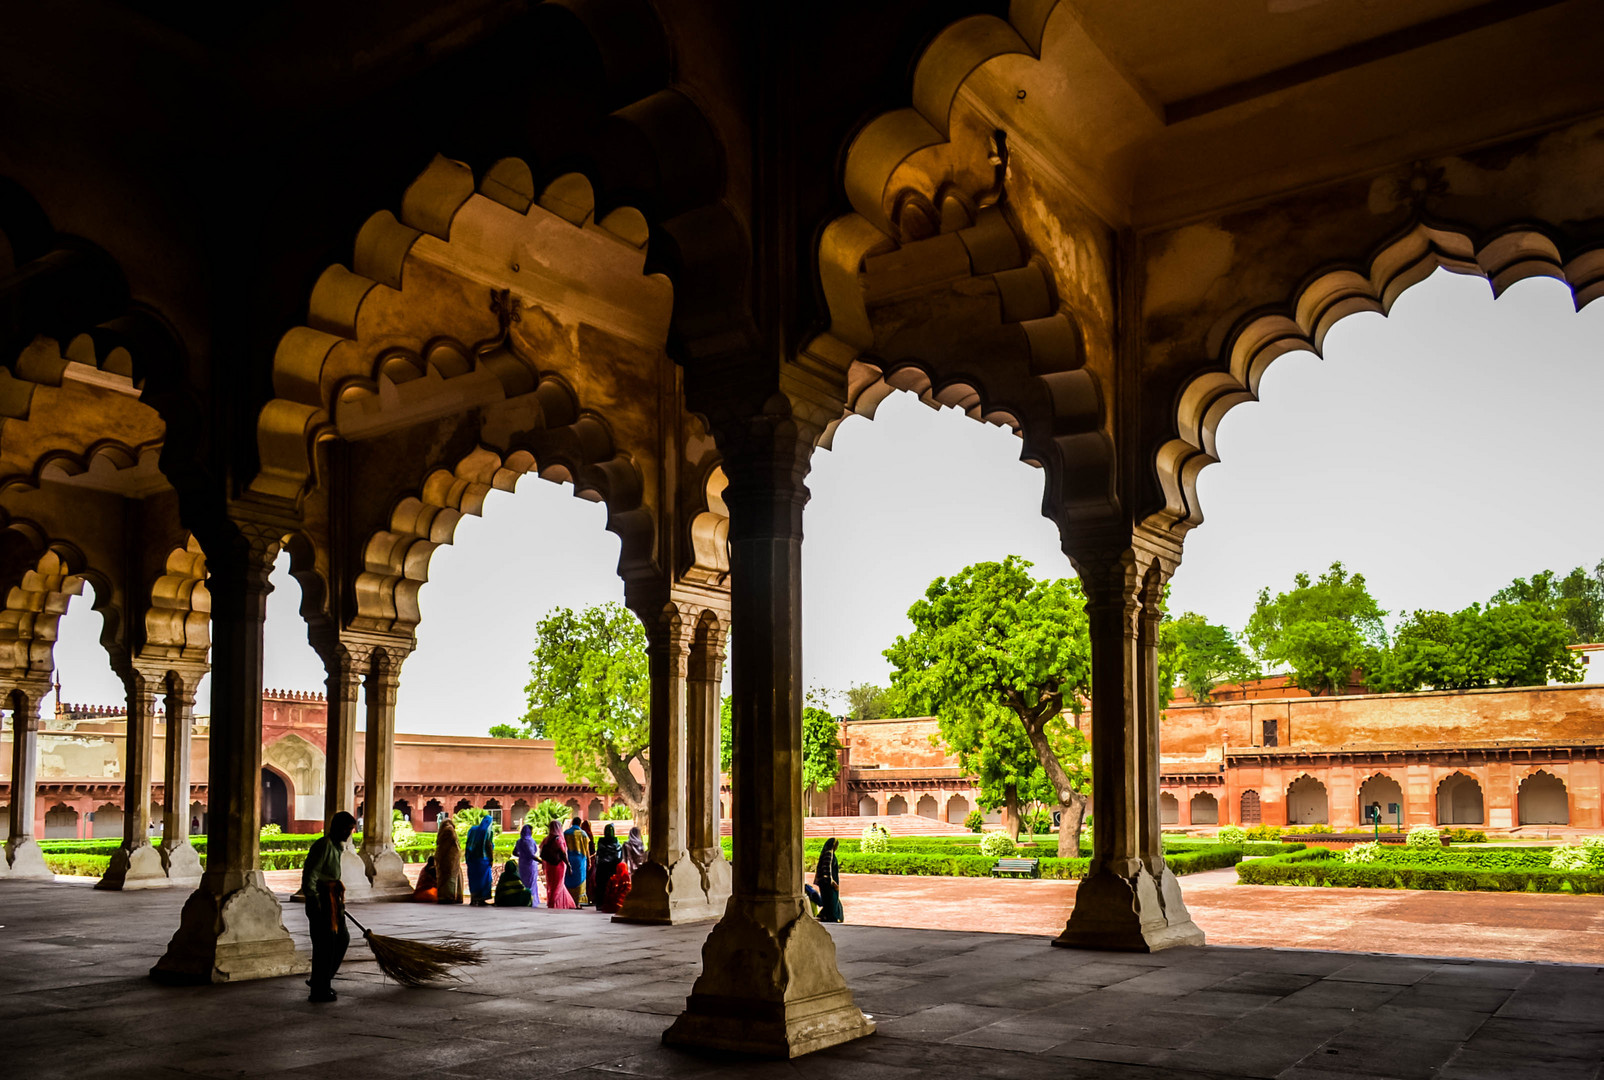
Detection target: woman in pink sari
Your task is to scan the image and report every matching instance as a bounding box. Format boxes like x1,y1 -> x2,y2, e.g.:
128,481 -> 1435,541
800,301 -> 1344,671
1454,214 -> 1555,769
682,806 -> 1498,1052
539,818 -> 577,909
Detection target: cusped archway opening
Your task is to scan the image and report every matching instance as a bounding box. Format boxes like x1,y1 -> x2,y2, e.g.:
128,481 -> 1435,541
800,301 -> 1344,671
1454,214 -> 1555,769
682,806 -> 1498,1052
945,794 -> 970,824
1358,774 -> 1405,827
1190,792 -> 1219,826
1518,771 -> 1569,825
886,795 -> 907,816
1436,773 -> 1485,826
858,794 -> 878,817
1286,776 -> 1328,825
1159,791 -> 1179,825
1239,790 -> 1261,825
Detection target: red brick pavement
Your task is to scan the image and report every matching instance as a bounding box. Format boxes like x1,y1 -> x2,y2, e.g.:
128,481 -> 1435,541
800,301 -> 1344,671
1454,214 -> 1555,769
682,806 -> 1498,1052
247,863 -> 1604,964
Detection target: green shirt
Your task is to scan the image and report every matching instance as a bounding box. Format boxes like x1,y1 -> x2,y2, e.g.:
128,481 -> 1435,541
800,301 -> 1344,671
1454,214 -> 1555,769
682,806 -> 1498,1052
301,835 -> 344,905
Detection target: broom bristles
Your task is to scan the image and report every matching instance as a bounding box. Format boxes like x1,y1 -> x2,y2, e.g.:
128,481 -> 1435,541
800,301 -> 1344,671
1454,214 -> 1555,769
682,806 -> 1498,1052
364,931 -> 486,988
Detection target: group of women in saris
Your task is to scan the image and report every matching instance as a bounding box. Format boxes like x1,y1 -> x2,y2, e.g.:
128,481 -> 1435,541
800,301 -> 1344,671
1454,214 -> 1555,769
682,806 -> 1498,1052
409,812 -> 646,912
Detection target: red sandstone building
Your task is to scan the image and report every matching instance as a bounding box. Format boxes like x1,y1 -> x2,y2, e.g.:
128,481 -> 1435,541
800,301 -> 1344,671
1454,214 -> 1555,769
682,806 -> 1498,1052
0,690 -> 627,840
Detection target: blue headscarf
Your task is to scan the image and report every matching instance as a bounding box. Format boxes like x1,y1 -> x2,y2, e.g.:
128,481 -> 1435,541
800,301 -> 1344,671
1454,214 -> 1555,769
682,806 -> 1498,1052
466,813 -> 494,861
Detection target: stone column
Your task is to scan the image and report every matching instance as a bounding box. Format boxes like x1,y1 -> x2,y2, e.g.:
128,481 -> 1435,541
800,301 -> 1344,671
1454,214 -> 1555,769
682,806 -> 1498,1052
159,668 -> 204,886
321,645 -> 370,897
98,667 -> 167,889
4,684 -> 52,878
664,422 -> 872,1057
617,610 -> 710,923
359,647 -> 411,893
152,531 -> 308,983
687,619 -> 731,908
1056,550 -> 1203,952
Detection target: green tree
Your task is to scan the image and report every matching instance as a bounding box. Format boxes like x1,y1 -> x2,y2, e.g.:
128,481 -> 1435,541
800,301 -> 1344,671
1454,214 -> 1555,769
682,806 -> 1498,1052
802,706 -> 843,802
1166,612 -> 1258,703
494,603 -> 650,820
720,693 -> 844,806
1371,603 -> 1584,691
884,556 -> 1092,856
1491,561 -> 1604,645
1244,562 -> 1386,695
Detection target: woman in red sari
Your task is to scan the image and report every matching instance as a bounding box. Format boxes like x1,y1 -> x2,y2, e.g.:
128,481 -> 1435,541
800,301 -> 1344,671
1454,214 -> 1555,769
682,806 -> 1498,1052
539,818 -> 577,910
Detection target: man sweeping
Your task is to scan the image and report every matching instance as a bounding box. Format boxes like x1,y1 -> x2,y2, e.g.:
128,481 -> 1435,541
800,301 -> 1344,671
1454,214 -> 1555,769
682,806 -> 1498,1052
302,810 -> 358,1003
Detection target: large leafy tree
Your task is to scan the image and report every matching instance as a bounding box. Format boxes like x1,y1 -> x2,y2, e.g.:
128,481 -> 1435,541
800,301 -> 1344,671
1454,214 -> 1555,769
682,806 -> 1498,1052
490,603 -> 650,819
840,682 -> 912,721
1370,603 -> 1584,691
1491,561 -> 1604,645
1244,562 -> 1386,695
884,557 -> 1092,856
1166,612 -> 1259,703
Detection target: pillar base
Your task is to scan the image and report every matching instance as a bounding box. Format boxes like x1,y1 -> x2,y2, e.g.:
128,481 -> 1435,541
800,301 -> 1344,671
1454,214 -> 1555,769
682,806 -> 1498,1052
616,849 -> 731,924
159,840 -> 204,888
149,872 -> 310,984
1054,862 -> 1205,953
4,837 -> 51,879
97,841 -> 170,890
664,902 -> 875,1058
341,846 -> 375,900
360,844 -> 412,894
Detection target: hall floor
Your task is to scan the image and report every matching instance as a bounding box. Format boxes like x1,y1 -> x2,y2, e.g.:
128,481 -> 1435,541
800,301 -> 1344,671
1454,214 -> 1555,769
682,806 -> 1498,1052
1,879 -> 1599,1079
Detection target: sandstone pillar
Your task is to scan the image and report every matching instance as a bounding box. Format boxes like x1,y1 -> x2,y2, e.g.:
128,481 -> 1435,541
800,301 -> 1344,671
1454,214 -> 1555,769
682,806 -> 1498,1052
619,611 -> 719,923
158,668 -> 204,886
4,684 -> 52,878
152,533 -> 308,983
359,647 -> 411,893
664,423 -> 872,1057
98,667 -> 167,889
1057,550 -> 1203,952
322,647 -> 370,897
687,619 -> 731,908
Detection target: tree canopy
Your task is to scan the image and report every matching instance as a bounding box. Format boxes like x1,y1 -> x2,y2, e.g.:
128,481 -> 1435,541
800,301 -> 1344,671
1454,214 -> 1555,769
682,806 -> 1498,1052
884,556 -> 1091,856
1244,562 -> 1386,695
839,682 -> 916,721
490,603 -> 650,819
1369,602 -> 1583,691
1166,612 -> 1258,703
1491,561 -> 1604,645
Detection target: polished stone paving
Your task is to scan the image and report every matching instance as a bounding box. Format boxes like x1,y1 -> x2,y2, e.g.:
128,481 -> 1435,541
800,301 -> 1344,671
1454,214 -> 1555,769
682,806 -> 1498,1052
1,879 -> 1600,1079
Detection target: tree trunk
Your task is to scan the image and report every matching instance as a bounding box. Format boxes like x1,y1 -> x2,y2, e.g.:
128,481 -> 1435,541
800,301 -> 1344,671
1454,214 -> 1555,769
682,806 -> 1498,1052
1004,784 -> 1021,841
1056,792 -> 1087,858
606,746 -> 649,828
1017,707 -> 1083,824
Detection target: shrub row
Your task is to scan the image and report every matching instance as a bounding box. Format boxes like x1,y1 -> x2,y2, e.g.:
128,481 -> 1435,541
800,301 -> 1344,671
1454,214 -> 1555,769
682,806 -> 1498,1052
43,854 -> 113,876
1369,846 -> 1554,871
1238,848 -> 1604,893
797,841 -> 1305,880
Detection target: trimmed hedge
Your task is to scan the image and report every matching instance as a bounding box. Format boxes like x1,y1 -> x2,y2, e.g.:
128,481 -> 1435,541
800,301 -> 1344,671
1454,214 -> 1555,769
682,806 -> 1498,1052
1238,847 -> 1604,893
44,853 -> 113,876
799,841 -> 1307,880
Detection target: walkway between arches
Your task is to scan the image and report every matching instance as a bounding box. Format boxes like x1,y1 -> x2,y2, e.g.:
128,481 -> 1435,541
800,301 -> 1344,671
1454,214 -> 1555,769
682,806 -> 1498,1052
2,879 -> 1598,1079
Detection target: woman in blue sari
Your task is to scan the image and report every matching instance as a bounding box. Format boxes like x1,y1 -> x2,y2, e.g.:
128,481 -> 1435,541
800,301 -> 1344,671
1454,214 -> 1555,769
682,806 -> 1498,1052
563,817 -> 592,906
465,813 -> 495,907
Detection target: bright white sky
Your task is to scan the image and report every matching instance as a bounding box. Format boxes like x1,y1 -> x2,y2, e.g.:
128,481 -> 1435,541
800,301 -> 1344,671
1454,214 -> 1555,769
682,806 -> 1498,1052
49,270 -> 1604,735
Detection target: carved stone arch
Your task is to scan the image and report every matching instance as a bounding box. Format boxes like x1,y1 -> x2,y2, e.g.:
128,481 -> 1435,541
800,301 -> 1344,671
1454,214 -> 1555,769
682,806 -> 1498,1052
0,544 -> 127,686
252,154 -> 676,506
1149,219 -> 1604,539
142,535 -> 210,662
808,7 -> 1119,535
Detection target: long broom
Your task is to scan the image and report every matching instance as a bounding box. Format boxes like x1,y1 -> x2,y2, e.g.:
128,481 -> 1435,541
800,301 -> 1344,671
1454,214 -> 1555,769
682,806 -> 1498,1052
343,910 -> 487,988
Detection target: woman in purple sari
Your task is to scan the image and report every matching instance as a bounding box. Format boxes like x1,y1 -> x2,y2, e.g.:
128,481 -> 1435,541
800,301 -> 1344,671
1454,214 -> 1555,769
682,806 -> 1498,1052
512,822 -> 541,907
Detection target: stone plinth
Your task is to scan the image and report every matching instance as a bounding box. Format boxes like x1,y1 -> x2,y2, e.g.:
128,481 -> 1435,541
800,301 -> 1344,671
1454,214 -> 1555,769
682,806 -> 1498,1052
4,837 -> 51,879
615,850 -> 730,925
97,841 -> 170,890
1055,863 -> 1204,952
663,903 -> 875,1058
159,840 -> 203,888
150,874 -> 309,984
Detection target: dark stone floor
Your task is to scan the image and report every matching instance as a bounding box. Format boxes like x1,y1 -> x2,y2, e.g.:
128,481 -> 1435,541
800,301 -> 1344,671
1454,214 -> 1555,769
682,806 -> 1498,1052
1,879 -> 1600,1079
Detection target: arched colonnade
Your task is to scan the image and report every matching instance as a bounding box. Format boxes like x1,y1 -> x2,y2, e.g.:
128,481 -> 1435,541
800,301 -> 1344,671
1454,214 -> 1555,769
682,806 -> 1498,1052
3,0 -> 1603,1060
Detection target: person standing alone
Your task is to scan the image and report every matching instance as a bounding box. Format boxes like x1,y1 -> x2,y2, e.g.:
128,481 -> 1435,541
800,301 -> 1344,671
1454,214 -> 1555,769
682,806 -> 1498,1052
302,810 -> 358,1003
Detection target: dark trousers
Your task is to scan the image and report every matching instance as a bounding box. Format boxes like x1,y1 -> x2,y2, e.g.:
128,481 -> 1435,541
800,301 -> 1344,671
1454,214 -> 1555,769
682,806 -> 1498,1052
306,903 -> 349,992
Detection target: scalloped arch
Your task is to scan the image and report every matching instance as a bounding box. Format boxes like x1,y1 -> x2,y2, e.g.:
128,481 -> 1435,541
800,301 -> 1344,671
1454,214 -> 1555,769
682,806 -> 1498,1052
1149,222 -> 1604,538
254,154 -> 673,504
144,535 -> 209,659
350,411 -> 652,636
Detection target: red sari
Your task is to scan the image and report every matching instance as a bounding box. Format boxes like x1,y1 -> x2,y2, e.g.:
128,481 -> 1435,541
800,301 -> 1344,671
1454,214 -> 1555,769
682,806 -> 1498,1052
540,830 -> 577,910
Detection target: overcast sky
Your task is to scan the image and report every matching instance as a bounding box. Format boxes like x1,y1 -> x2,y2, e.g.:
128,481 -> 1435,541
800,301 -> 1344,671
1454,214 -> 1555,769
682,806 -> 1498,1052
49,269 -> 1603,734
